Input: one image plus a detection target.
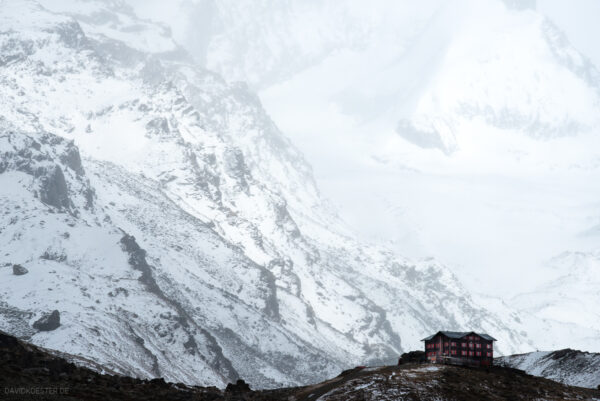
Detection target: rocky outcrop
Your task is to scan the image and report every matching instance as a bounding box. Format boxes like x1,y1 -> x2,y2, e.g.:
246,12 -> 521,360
0,131 -> 94,212
39,166 -> 70,209
225,379 -> 251,394
397,350 -> 426,365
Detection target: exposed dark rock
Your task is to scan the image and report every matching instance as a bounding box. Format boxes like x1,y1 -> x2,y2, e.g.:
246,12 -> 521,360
32,310 -> 60,331
224,148 -> 251,191
225,379 -> 251,393
273,200 -> 301,238
119,234 -> 161,295
146,117 -> 171,137
52,20 -> 88,49
12,264 -> 28,276
41,250 -> 67,262
108,287 -> 129,297
119,233 -> 239,382
83,186 -> 95,209
183,335 -> 198,355
39,165 -> 71,209
186,149 -> 223,204
259,267 -> 280,321
127,324 -> 160,377
398,350 -> 426,365
59,143 -> 84,175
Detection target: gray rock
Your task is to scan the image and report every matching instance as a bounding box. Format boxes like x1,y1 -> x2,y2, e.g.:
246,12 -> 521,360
12,264 -> 28,276
60,143 -> 84,175
39,165 -> 71,209
33,310 -> 61,331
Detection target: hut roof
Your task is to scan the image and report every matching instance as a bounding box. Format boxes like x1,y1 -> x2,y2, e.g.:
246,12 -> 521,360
421,331 -> 497,342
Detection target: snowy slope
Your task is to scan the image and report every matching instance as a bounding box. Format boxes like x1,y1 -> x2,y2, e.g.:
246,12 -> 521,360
247,0 -> 600,304
497,349 -> 600,389
473,291 -> 600,354
511,251 -> 600,337
0,0 -> 537,388
127,0 -> 600,317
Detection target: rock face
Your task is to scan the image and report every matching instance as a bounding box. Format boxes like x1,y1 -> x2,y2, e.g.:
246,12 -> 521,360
32,310 -> 60,332
39,165 -> 71,210
12,264 -> 28,276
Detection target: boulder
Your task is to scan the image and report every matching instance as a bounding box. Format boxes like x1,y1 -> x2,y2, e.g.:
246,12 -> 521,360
33,310 -> 61,331
12,264 -> 28,275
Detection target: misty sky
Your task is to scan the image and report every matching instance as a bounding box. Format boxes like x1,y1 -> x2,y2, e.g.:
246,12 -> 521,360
127,0 -> 600,298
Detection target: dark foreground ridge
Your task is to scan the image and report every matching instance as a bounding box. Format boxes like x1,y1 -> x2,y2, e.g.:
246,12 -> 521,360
0,330 -> 290,401
2,330 -> 599,401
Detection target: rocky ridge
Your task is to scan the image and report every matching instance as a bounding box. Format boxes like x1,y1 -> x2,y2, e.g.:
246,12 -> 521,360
2,330 -> 599,401
497,349 -> 600,389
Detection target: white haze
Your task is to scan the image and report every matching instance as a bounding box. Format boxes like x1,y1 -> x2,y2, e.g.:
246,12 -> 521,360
127,0 -> 600,298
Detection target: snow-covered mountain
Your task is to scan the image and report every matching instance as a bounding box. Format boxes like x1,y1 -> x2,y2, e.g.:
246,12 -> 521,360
135,0 -> 600,363
497,349 -> 600,389
157,0 -> 600,305
0,0 -> 540,388
512,251 -> 600,338
133,0 -> 600,148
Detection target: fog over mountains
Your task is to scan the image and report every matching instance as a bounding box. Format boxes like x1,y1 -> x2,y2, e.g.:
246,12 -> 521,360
129,0 -> 600,294
132,0 -> 600,342
0,0 -> 598,389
